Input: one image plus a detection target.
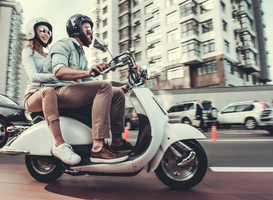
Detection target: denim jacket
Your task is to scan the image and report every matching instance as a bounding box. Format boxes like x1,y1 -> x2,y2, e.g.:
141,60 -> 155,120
43,37 -> 93,86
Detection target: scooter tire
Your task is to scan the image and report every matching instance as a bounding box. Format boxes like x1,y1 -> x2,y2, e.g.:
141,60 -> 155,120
25,155 -> 63,182
155,139 -> 208,190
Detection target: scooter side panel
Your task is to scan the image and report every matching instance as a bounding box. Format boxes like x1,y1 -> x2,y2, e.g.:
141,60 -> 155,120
129,88 -> 169,171
147,123 -> 206,172
2,117 -> 93,156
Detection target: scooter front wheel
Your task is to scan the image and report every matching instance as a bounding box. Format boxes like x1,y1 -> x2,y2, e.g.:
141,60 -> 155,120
155,140 -> 207,190
25,155 -> 63,182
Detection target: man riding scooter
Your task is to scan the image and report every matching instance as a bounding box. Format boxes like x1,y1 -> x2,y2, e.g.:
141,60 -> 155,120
43,14 -> 133,164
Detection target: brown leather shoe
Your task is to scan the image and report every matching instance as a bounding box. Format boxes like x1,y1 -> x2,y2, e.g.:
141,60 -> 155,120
90,143 -> 128,164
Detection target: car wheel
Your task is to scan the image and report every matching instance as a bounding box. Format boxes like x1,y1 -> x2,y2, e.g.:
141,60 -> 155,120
0,119 -> 8,148
182,118 -> 191,125
245,117 -> 257,130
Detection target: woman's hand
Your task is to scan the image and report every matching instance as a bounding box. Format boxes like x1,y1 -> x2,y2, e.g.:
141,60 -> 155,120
120,86 -> 129,94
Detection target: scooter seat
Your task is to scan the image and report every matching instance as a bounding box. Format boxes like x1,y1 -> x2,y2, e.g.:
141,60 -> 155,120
30,105 -> 92,127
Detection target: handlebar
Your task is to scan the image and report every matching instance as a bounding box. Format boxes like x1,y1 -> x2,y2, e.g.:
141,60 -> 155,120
90,52 -> 148,88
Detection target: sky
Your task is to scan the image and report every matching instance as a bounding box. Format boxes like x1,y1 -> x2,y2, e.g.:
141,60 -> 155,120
17,0 -> 273,82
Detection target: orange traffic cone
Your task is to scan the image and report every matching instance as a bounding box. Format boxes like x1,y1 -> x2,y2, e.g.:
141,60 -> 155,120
211,125 -> 217,141
124,127 -> 129,141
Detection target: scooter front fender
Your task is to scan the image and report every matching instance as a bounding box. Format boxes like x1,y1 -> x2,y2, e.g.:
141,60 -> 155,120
147,123 -> 205,172
0,117 -> 92,156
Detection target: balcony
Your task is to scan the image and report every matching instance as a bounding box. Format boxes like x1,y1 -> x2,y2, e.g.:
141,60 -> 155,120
182,55 -> 202,65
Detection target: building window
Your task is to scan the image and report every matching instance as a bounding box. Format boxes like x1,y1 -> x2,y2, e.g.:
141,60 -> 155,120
120,69 -> 128,81
146,42 -> 162,58
168,48 -> 180,62
202,19 -> 213,33
182,40 -> 200,59
241,31 -> 255,48
167,29 -> 178,43
134,24 -> 141,33
119,1 -> 129,14
149,59 -> 162,74
119,27 -> 130,40
223,20 -> 227,31
103,31 -> 107,39
133,0 -> 141,7
103,18 -> 107,27
203,39 -> 215,54
167,66 -> 184,80
166,11 -> 178,25
181,19 -> 199,38
119,41 -> 129,53
225,60 -> 234,74
133,10 -> 141,19
165,0 -> 177,8
134,39 -> 141,47
146,26 -> 161,43
135,52 -> 142,61
224,40 -> 229,53
239,14 -> 253,31
197,60 -> 217,75
221,1 -> 225,12
244,49 -> 257,66
103,6 -> 107,14
180,0 -> 197,18
146,17 -> 154,27
200,0 -> 213,14
119,14 -> 129,27
145,3 -> 153,14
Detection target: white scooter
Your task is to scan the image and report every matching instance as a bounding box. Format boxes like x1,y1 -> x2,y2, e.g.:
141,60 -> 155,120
0,38 -> 208,190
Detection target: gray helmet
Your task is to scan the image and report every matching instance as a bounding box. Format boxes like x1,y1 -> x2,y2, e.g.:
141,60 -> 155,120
66,14 -> 93,39
25,17 -> 53,45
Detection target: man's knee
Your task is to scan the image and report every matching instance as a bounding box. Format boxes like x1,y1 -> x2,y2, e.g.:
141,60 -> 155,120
113,87 -> 125,100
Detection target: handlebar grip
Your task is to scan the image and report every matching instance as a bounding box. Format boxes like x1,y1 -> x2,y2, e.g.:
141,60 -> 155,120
91,70 -> 100,77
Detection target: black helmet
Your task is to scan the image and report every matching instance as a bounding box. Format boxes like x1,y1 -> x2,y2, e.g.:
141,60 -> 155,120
66,14 -> 93,38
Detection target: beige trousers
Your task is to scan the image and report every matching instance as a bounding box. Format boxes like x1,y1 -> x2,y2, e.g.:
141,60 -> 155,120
24,81 -> 125,139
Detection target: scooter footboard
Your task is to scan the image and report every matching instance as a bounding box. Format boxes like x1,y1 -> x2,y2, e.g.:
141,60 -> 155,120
147,123 -> 206,172
0,117 -> 93,156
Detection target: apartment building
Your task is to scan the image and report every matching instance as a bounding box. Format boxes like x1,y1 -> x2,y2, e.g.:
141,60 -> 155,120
90,0 -> 270,89
0,0 -> 24,102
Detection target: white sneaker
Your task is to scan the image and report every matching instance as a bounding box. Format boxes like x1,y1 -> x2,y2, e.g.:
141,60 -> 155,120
52,143 -> 81,165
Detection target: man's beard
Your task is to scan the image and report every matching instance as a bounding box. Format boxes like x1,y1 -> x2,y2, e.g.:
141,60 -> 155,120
81,33 -> 92,47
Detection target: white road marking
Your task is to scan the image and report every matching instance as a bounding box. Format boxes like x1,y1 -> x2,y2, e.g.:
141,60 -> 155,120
200,139 -> 273,142
210,167 -> 273,172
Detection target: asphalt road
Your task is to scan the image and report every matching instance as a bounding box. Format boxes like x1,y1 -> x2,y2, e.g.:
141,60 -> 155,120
0,127 -> 273,200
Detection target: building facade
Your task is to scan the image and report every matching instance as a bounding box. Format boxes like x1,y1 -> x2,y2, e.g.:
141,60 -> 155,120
0,0 -> 24,103
90,0 -> 270,89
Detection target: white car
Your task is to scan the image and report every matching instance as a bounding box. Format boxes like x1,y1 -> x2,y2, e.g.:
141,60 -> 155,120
217,101 -> 272,130
167,100 -> 218,126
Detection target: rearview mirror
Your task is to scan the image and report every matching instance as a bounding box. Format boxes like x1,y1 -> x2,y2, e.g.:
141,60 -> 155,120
93,37 -> 108,52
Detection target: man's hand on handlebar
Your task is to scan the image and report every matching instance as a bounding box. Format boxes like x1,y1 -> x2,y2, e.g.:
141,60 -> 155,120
89,62 -> 109,77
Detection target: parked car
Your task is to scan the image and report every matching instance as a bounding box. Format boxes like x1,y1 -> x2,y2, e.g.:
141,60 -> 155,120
217,101 -> 272,130
0,94 -> 31,148
124,107 -> 139,130
167,100 -> 218,127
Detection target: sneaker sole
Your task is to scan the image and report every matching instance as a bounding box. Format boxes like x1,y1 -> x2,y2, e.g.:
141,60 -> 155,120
90,155 -> 129,164
51,150 -> 81,166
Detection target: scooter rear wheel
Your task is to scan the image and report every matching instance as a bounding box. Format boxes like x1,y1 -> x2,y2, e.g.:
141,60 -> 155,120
155,139 -> 207,190
25,155 -> 63,182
